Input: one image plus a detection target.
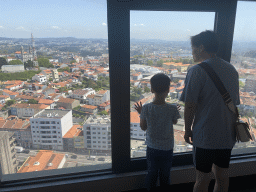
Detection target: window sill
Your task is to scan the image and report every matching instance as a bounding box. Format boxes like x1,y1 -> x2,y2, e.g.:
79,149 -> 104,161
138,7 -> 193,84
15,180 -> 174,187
2,156 -> 256,192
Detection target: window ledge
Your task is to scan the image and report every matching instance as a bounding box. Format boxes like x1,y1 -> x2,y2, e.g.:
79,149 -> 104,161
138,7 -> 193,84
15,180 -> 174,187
2,157 -> 256,192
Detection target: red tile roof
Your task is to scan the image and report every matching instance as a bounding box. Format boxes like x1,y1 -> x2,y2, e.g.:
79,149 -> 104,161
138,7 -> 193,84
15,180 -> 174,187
63,125 -> 82,139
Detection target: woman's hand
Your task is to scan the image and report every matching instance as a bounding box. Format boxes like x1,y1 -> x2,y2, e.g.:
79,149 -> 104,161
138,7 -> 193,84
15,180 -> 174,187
134,101 -> 143,114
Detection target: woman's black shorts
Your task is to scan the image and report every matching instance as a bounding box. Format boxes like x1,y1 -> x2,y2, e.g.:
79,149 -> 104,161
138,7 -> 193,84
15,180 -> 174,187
193,146 -> 232,173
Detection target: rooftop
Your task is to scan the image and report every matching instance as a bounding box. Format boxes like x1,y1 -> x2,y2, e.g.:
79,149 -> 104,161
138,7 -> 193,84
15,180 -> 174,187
33,109 -> 71,119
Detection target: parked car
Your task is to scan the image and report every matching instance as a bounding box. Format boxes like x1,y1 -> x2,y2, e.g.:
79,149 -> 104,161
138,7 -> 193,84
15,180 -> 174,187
87,156 -> 96,161
71,155 -> 77,159
98,157 -> 105,161
23,149 -> 30,154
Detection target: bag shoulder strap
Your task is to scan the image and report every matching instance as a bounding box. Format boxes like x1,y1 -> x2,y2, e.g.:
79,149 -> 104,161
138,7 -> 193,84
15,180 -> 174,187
198,62 -> 239,119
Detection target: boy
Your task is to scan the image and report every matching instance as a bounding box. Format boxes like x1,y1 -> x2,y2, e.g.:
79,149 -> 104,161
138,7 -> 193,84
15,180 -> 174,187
134,73 -> 181,191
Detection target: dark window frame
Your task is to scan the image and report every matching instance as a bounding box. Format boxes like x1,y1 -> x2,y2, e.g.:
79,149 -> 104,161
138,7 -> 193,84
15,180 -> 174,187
2,0 -> 256,190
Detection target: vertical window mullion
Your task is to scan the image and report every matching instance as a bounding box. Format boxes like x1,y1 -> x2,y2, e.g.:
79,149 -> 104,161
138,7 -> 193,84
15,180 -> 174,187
108,2 -> 131,173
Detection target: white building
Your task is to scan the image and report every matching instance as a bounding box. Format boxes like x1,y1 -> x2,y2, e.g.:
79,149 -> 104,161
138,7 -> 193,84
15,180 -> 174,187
2,65 -> 25,73
30,109 -> 73,151
32,73 -> 47,83
72,88 -> 95,103
83,115 -> 111,151
130,112 -> 146,140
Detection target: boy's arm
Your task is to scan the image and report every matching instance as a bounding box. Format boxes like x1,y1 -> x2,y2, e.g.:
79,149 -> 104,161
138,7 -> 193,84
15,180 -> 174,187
140,118 -> 147,131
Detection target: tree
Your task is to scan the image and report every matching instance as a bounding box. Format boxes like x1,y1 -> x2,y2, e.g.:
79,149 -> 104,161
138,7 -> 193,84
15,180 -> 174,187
70,60 -> 76,64
24,60 -> 34,69
9,60 -> 23,65
58,67 -> 70,72
144,86 -> 150,92
99,110 -> 108,115
37,58 -> 54,68
156,59 -> 164,67
6,99 -> 15,106
0,57 -> 7,69
28,99 -> 38,104
147,60 -> 153,66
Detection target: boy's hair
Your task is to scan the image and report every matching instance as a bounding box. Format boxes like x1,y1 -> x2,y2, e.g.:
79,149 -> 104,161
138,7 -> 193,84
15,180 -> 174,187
150,73 -> 171,93
190,30 -> 219,54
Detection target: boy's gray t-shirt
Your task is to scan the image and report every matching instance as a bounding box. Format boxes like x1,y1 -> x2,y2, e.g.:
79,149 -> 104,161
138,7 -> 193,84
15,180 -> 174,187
140,102 -> 181,151
179,56 -> 240,149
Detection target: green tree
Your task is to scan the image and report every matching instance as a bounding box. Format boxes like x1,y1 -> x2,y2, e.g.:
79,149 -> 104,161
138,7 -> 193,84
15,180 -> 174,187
239,81 -> 245,88
147,60 -> 153,66
58,67 -> 70,72
6,100 -> 16,106
9,60 -> 23,65
0,57 -> 8,69
70,60 -> 76,64
28,99 -> 38,104
144,86 -> 150,92
99,110 -> 108,115
24,60 -> 34,69
156,59 -> 164,67
37,58 -> 54,68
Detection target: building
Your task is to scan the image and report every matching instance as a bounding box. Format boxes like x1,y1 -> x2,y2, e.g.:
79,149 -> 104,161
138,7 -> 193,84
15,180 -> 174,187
63,125 -> 83,152
130,112 -> 146,140
0,116 -> 32,148
72,88 -> 96,103
80,104 -> 98,115
244,78 -> 256,93
30,109 -> 73,150
56,97 -> 80,109
1,65 -> 25,73
93,90 -> 110,106
10,103 -> 50,118
41,69 -> 59,81
0,131 -> 18,174
83,115 -> 111,152
32,73 -> 47,83
17,150 -> 66,173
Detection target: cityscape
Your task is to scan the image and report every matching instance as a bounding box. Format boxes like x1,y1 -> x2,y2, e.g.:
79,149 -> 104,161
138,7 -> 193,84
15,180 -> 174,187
0,0 -> 256,182
1,34 -> 256,177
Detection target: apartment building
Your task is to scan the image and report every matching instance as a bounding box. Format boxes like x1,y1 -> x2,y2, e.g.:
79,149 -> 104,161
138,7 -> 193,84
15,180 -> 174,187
32,73 -> 47,83
83,115 -> 111,152
11,103 -> 50,118
63,124 -> 84,152
130,112 -> 146,140
0,116 -> 32,148
72,88 -> 95,103
0,131 -> 18,174
93,90 -> 110,106
56,97 -> 80,109
30,109 -> 73,151
244,78 -> 256,93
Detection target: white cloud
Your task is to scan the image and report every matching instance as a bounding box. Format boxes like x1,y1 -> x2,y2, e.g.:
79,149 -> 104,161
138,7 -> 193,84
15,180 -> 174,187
52,26 -> 61,30
102,23 -> 107,26
16,26 -> 25,30
0,26 -> 3,28
186,29 -> 191,31
134,24 -> 137,26
140,24 -> 144,26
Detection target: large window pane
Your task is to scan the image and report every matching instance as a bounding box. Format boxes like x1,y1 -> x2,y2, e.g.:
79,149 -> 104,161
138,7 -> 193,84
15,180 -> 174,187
0,0 -> 111,180
130,11 -> 215,158
231,1 -> 256,155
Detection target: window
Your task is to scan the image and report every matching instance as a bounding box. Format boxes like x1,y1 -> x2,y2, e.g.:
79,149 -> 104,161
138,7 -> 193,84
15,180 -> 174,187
1,0 -> 248,190
130,10 -> 215,158
230,1 -> 256,156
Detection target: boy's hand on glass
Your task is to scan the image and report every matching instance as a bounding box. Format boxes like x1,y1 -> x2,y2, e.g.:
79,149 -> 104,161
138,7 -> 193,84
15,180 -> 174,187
134,101 -> 142,114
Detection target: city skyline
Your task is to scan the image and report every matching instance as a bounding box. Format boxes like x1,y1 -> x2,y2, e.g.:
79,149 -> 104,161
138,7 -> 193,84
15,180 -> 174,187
0,1 -> 255,41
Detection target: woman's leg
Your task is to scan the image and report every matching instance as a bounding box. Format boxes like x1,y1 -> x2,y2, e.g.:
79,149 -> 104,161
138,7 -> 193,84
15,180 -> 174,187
145,147 -> 159,191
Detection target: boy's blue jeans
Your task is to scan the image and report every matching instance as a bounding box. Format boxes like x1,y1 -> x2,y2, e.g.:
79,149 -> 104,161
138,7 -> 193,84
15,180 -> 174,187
145,146 -> 173,191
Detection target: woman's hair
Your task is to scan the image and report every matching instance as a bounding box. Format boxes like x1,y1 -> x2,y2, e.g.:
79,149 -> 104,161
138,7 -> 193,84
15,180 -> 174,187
150,73 -> 171,93
190,30 -> 219,54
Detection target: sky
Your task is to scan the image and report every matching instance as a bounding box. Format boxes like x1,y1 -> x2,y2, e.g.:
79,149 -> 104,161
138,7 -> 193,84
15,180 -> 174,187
0,0 -> 255,41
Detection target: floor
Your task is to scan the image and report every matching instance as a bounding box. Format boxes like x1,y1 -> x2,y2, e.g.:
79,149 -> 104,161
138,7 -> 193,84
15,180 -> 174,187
127,174 -> 256,192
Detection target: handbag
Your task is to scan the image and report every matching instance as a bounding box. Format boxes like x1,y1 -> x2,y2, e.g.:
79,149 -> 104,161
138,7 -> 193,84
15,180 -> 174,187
198,62 -> 253,143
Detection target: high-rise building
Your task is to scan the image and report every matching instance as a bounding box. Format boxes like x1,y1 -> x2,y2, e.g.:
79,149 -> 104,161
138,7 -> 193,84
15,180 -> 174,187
30,109 -> 73,151
0,131 -> 18,175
